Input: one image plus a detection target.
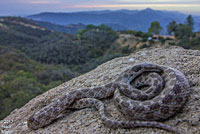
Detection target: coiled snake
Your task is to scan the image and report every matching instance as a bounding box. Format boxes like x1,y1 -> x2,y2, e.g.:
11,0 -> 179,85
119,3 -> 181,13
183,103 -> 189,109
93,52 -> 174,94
27,63 -> 191,133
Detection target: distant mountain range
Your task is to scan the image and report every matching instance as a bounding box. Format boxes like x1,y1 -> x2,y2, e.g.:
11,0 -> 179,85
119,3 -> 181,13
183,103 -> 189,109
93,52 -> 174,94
34,21 -> 128,34
27,8 -> 200,34
34,21 -> 86,34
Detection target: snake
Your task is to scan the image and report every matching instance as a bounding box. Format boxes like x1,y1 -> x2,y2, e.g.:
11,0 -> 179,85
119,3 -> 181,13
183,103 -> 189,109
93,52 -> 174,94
27,63 -> 191,134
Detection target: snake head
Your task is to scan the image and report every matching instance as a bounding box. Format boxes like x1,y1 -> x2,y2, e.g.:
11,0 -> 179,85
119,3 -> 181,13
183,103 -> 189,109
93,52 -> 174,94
27,115 -> 41,130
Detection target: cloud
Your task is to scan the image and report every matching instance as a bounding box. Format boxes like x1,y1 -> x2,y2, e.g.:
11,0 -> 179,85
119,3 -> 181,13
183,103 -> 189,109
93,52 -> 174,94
70,3 -> 200,8
115,0 -> 200,4
0,0 -> 26,4
0,0 -> 61,5
29,1 -> 61,4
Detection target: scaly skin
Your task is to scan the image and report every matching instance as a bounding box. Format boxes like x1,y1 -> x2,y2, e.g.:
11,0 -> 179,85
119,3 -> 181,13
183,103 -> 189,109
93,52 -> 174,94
27,63 -> 190,134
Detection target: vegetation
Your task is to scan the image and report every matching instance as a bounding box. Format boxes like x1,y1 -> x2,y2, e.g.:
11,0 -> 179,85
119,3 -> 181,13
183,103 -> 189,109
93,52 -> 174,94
148,21 -> 163,35
140,44 -> 149,49
167,15 -> 200,49
34,21 -> 86,34
0,46 -> 79,119
167,21 -> 177,35
120,30 -> 152,39
187,15 -> 194,30
0,17 -> 123,119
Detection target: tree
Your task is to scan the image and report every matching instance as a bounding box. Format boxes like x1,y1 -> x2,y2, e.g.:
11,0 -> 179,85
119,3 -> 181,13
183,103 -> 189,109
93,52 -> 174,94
199,22 -> 200,32
148,21 -> 162,35
186,15 -> 194,30
174,24 -> 193,49
175,24 -> 193,39
167,16 -> 193,39
166,16 -> 196,49
167,21 -> 178,35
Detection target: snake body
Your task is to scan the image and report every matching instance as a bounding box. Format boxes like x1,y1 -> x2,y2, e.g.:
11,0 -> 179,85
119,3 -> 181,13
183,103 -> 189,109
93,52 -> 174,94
27,63 -> 190,133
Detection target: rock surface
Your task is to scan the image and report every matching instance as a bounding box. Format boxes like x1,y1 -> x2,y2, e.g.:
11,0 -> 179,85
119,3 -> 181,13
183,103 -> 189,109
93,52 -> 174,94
1,45 -> 200,134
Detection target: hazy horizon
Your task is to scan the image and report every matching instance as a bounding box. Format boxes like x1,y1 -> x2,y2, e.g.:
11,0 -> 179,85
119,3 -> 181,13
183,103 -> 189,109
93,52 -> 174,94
0,0 -> 200,16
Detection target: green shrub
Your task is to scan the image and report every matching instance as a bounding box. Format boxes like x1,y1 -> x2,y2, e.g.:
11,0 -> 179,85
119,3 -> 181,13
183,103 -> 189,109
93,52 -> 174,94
140,44 -> 149,49
122,45 -> 131,54
169,42 -> 176,46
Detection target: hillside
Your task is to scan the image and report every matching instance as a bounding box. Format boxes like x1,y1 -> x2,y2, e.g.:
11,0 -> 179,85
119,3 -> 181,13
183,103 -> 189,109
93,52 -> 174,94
1,46 -> 200,134
0,46 -> 80,119
0,17 -> 122,66
27,8 -> 200,33
0,17 -> 52,50
0,17 -> 127,119
33,21 -> 86,34
32,20 -> 127,34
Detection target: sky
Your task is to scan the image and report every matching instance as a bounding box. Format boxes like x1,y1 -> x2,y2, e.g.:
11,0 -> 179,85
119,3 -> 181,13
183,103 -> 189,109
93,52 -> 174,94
0,0 -> 200,16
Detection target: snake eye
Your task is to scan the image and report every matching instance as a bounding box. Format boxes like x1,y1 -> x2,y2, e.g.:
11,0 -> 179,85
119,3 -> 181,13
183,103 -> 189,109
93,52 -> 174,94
27,116 -> 34,124
27,116 -> 40,130
136,83 -> 139,87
